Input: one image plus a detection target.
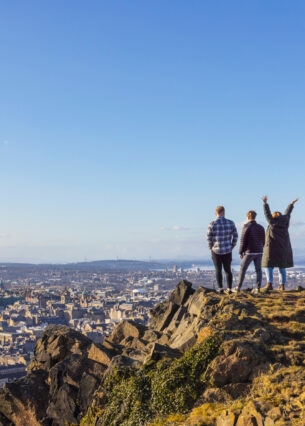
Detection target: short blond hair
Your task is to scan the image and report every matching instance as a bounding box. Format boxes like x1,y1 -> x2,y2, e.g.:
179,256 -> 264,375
215,206 -> 225,216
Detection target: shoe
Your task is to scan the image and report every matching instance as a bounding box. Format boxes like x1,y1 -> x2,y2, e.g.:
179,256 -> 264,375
216,288 -> 224,294
262,283 -> 273,292
224,289 -> 232,295
278,284 -> 285,291
251,288 -> 260,294
232,286 -> 240,293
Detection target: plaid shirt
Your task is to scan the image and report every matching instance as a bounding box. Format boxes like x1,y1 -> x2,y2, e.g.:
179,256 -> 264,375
206,216 -> 238,254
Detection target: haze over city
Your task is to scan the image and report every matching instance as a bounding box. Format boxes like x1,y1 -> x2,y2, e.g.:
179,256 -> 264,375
1,1 -> 305,264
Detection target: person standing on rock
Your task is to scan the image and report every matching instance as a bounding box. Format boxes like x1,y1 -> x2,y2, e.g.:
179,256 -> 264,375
207,205 -> 238,294
261,196 -> 299,291
232,210 -> 265,294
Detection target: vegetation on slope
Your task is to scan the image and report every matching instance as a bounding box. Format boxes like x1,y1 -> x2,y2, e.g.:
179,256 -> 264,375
82,334 -> 222,426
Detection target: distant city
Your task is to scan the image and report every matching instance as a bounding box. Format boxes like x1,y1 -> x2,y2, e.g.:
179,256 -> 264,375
1,259 -> 305,387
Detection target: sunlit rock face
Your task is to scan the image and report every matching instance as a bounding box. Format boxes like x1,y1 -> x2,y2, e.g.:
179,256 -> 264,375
0,281 -> 304,426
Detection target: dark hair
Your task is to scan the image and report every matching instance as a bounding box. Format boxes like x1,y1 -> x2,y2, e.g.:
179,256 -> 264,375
247,210 -> 257,220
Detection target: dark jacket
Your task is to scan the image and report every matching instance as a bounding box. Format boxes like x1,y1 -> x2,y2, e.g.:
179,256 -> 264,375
262,203 -> 294,268
239,220 -> 265,255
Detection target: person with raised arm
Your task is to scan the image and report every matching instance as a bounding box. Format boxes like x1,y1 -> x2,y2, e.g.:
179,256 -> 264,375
261,196 -> 299,291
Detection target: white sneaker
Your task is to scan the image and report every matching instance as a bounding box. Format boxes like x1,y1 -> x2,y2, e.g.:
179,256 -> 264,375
232,286 -> 240,293
251,288 -> 260,294
224,289 -> 232,295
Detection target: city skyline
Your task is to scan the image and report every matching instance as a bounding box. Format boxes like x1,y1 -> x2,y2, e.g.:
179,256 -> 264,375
1,1 -> 305,264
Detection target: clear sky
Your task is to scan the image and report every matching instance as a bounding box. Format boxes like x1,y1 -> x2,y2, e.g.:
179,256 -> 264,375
1,1 -> 305,264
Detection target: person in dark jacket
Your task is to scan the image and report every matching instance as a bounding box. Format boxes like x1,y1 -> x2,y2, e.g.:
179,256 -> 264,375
233,210 -> 265,293
261,195 -> 299,291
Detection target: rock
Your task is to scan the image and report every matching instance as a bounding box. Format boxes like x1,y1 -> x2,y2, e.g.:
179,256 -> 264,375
0,370 -> 49,425
206,341 -> 268,386
1,281 -> 305,425
108,319 -> 148,344
169,279 -> 195,305
150,300 -> 179,332
216,411 -> 238,426
236,401 -> 264,426
0,325 -> 112,425
87,341 -> 116,366
28,324 -> 93,371
144,342 -> 181,363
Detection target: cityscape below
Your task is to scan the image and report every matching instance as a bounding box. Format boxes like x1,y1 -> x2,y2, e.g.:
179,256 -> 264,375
1,259 -> 305,387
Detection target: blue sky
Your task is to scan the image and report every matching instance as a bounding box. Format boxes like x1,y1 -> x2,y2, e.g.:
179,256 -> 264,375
0,1 -> 305,263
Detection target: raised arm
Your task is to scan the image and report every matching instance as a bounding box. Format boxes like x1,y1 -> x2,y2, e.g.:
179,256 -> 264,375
262,196 -> 272,223
284,198 -> 298,215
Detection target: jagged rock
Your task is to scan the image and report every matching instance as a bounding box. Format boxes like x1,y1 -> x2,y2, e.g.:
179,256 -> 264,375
149,279 -> 195,332
160,304 -> 198,350
87,342 -> 114,366
108,319 -> 148,344
0,370 -> 49,425
142,328 -> 162,342
28,324 -> 94,371
120,335 -> 148,351
150,300 -> 180,332
169,279 -> 195,305
0,325 -> 115,425
150,283 -> 218,351
186,286 -> 219,318
46,382 -> 79,425
1,281 -> 305,425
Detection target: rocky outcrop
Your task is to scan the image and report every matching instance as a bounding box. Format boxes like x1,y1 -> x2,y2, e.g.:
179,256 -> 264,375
0,280 -> 305,425
0,325 -> 116,426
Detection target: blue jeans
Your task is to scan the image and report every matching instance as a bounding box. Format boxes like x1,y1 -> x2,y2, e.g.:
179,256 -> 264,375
237,253 -> 262,290
264,267 -> 286,285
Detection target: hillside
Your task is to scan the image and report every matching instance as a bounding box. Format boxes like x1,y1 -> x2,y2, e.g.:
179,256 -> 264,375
0,280 -> 305,425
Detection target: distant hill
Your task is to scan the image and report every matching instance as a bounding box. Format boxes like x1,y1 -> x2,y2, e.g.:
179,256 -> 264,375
0,258 -> 211,272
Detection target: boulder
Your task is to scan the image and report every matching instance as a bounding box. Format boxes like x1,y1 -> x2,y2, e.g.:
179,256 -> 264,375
108,319 -> 148,344
236,401 -> 264,426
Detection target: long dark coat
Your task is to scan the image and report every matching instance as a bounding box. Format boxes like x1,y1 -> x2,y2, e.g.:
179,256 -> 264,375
262,203 -> 294,268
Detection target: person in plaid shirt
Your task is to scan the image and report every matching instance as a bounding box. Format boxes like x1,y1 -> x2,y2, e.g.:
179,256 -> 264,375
206,206 -> 238,294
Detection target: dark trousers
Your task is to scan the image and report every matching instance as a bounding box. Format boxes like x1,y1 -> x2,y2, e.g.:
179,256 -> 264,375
211,251 -> 233,289
237,253 -> 262,290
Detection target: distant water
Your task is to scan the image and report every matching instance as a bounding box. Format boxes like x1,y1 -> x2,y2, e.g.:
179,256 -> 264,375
154,264 -> 305,273
188,265 -> 305,272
